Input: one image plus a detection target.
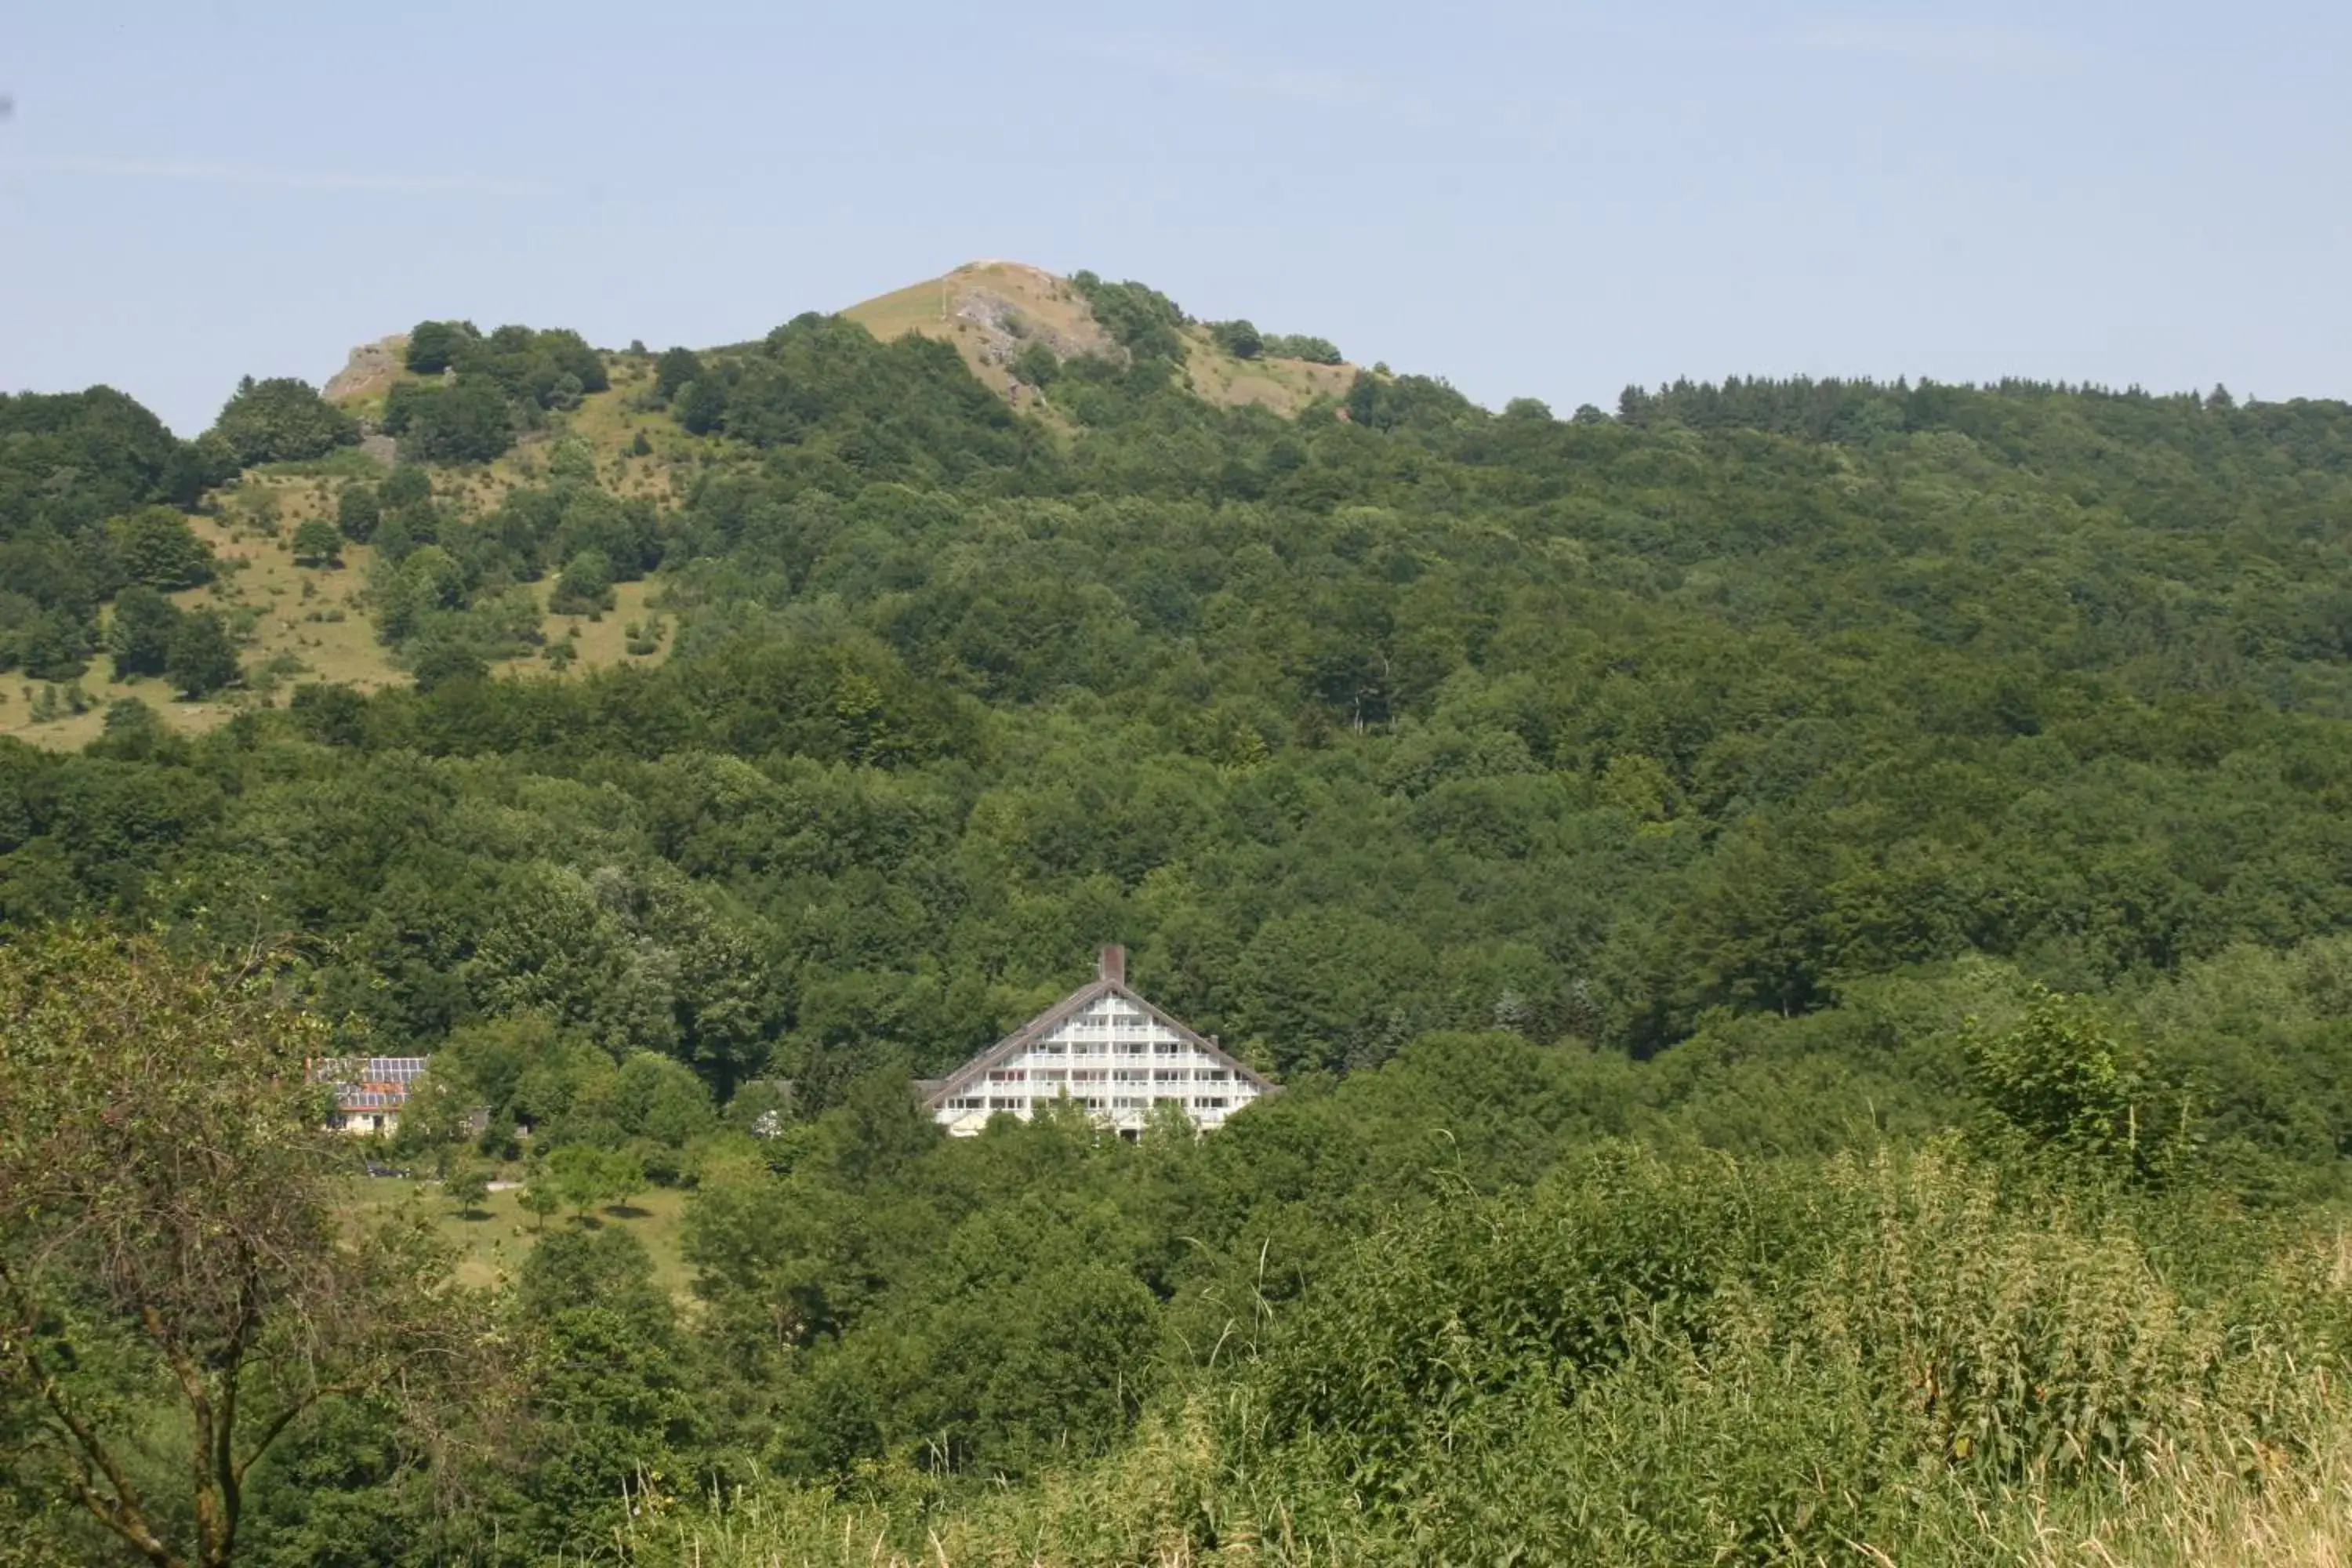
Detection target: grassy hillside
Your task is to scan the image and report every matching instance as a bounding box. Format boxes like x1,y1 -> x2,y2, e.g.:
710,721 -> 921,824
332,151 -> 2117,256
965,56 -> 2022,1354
2,353 -> 719,750
0,260 -> 1355,752
1,487 -> 397,749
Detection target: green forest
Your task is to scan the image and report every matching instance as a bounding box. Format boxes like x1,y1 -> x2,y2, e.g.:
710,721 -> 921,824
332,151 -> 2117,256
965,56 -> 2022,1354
8,278 -> 2352,1565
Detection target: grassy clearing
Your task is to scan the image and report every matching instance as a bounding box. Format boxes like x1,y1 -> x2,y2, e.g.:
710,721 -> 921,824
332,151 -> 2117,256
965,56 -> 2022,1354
1,498 -> 400,750
554,357 -> 699,503
489,577 -> 669,681
344,1175 -> 695,1302
1177,325 -> 1356,416
845,262 -> 1105,358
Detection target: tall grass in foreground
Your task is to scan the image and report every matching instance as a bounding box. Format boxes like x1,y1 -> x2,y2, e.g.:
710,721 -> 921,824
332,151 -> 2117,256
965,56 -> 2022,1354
625,1152 -> 2352,1566
630,1423 -> 2352,1567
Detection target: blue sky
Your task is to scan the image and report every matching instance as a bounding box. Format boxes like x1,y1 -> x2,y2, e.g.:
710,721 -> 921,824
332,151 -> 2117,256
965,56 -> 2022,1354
3,1 -> 2347,434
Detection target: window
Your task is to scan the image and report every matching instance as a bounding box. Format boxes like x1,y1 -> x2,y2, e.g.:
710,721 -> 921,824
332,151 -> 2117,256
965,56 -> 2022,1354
989,1096 -> 1025,1111
1154,1068 -> 1188,1083
1153,1041 -> 1182,1055
1198,1068 -> 1230,1082
1112,1096 -> 1145,1109
1036,1069 -> 1068,1083
987,1069 -> 1025,1083
946,1096 -> 985,1111
1070,1069 -> 1106,1083
1193,1097 -> 1229,1110
1112,1068 -> 1149,1083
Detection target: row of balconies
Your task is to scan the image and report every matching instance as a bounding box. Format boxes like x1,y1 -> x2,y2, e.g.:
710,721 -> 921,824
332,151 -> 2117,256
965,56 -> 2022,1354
942,1094 -> 1235,1115
989,1067 -> 1240,1084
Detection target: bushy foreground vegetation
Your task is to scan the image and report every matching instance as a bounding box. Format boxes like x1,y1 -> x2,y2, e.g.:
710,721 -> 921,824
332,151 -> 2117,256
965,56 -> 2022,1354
628,1155 -> 2352,1567
8,926 -> 2352,1566
8,273 -> 2352,1562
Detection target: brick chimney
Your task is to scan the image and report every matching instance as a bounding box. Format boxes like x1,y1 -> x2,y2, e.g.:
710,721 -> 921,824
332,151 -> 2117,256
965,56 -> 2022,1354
1098,945 -> 1127,985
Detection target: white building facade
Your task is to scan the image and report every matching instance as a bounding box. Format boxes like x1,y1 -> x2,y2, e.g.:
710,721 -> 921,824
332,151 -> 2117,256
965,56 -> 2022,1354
924,948 -> 1272,1137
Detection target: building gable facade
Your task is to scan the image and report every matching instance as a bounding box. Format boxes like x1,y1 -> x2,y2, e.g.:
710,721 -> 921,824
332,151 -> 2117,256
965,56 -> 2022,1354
923,948 -> 1272,1137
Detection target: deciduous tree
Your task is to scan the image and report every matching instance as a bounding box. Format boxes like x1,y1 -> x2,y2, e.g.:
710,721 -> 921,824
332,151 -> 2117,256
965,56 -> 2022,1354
291,519 -> 342,566
107,586 -> 182,679
0,928 -> 462,1568
164,609 -> 239,698
207,377 -> 359,467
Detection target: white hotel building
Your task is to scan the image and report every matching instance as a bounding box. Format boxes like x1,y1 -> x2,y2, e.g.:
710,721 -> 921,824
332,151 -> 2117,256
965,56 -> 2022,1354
921,947 -> 1273,1136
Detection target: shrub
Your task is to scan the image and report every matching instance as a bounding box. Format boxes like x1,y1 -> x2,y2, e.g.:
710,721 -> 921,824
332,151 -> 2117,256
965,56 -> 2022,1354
292,518 -> 343,565
551,550 -> 616,615
1265,332 -> 1344,364
1013,342 -> 1062,388
336,483 -> 382,543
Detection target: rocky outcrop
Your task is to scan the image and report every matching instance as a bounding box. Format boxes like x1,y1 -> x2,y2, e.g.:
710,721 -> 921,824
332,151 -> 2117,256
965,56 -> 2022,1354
323,334 -> 411,405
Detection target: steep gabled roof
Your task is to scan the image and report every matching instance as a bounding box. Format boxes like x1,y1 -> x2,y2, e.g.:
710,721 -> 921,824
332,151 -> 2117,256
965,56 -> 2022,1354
922,951 -> 1273,1107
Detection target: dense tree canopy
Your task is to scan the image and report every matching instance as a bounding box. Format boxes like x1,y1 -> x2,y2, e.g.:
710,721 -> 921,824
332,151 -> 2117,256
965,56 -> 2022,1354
383,379 -> 514,463
12,284 -> 2352,1563
0,389 -> 221,678
10,335 -> 2352,1109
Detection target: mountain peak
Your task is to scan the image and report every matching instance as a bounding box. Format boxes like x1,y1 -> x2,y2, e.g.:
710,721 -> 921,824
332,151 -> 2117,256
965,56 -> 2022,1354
842,263 -> 1357,416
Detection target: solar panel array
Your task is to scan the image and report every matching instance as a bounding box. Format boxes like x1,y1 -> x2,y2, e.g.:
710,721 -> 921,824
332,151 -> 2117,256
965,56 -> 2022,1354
312,1056 -> 430,1111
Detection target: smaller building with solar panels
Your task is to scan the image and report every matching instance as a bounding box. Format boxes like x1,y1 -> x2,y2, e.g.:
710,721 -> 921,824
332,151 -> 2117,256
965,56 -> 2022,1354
313,1056 -> 430,1135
